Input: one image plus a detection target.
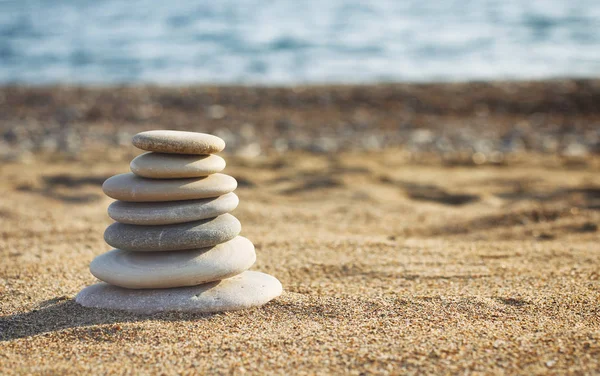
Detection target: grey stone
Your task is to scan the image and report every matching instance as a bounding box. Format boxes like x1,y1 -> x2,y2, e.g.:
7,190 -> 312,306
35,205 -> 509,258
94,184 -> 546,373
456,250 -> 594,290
132,130 -> 225,155
102,172 -> 237,202
76,271 -> 283,314
90,236 -> 256,289
104,213 -> 241,251
130,152 -> 226,179
108,192 -> 239,225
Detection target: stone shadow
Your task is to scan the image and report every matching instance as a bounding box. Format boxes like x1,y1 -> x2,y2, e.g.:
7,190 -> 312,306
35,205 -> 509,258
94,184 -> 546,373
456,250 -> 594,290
0,297 -> 218,342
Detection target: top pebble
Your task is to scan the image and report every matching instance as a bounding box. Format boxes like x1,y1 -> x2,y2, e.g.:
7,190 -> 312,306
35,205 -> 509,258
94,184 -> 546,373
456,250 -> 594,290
132,130 -> 226,155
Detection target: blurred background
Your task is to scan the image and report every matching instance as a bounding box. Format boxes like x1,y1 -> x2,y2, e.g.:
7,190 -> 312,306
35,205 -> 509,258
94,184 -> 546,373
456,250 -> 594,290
1,0 -> 600,84
0,0 -> 599,163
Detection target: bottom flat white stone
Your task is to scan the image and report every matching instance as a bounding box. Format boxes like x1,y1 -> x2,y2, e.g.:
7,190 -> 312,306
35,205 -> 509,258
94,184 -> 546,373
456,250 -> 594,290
75,271 -> 282,314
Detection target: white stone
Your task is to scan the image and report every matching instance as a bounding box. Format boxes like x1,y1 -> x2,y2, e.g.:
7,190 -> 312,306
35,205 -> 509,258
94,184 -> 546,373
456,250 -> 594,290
90,236 -> 256,289
130,152 -> 226,179
102,172 -> 237,202
108,192 -> 239,225
76,271 -> 283,314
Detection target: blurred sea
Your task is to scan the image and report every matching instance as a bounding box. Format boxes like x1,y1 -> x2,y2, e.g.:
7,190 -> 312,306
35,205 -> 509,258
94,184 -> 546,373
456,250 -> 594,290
1,0 -> 599,84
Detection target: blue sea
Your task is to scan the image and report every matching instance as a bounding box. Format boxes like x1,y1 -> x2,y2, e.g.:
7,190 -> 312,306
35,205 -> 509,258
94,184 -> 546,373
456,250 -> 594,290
1,0 -> 599,84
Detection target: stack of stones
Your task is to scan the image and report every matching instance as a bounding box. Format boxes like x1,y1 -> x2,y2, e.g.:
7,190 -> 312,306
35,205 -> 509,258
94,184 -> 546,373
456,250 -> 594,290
76,130 -> 282,313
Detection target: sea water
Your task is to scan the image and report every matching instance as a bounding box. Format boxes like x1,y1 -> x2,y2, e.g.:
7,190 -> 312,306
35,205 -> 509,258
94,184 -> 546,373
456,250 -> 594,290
0,0 -> 599,84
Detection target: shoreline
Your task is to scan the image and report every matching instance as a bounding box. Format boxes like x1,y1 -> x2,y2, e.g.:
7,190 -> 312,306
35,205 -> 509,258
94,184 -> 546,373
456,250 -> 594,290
2,76 -> 599,87
1,79 -> 598,163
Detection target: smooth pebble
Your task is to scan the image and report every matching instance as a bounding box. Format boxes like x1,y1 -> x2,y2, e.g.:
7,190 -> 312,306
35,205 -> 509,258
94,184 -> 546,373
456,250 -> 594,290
108,192 -> 239,225
132,130 -> 225,154
76,271 -> 283,314
130,152 -> 226,179
104,213 -> 241,251
102,173 -> 237,202
90,236 -> 256,289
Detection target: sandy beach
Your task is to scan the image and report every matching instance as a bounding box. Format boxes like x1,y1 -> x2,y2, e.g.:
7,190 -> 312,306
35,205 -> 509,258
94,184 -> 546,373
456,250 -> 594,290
1,81 -> 599,374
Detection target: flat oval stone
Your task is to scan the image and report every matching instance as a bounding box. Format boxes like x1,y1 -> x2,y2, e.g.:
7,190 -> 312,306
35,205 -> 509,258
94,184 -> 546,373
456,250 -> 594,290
107,192 -> 239,225
76,271 -> 282,314
130,152 -> 226,179
132,130 -> 225,154
102,173 -> 237,202
90,236 -> 256,289
104,213 -> 241,251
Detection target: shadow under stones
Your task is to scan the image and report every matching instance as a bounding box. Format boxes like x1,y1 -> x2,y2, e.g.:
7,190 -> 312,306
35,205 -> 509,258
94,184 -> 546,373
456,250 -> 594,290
0,297 -> 218,342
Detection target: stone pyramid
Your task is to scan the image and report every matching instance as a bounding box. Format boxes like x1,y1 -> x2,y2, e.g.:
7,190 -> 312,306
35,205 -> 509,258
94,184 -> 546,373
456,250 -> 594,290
76,130 -> 282,313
